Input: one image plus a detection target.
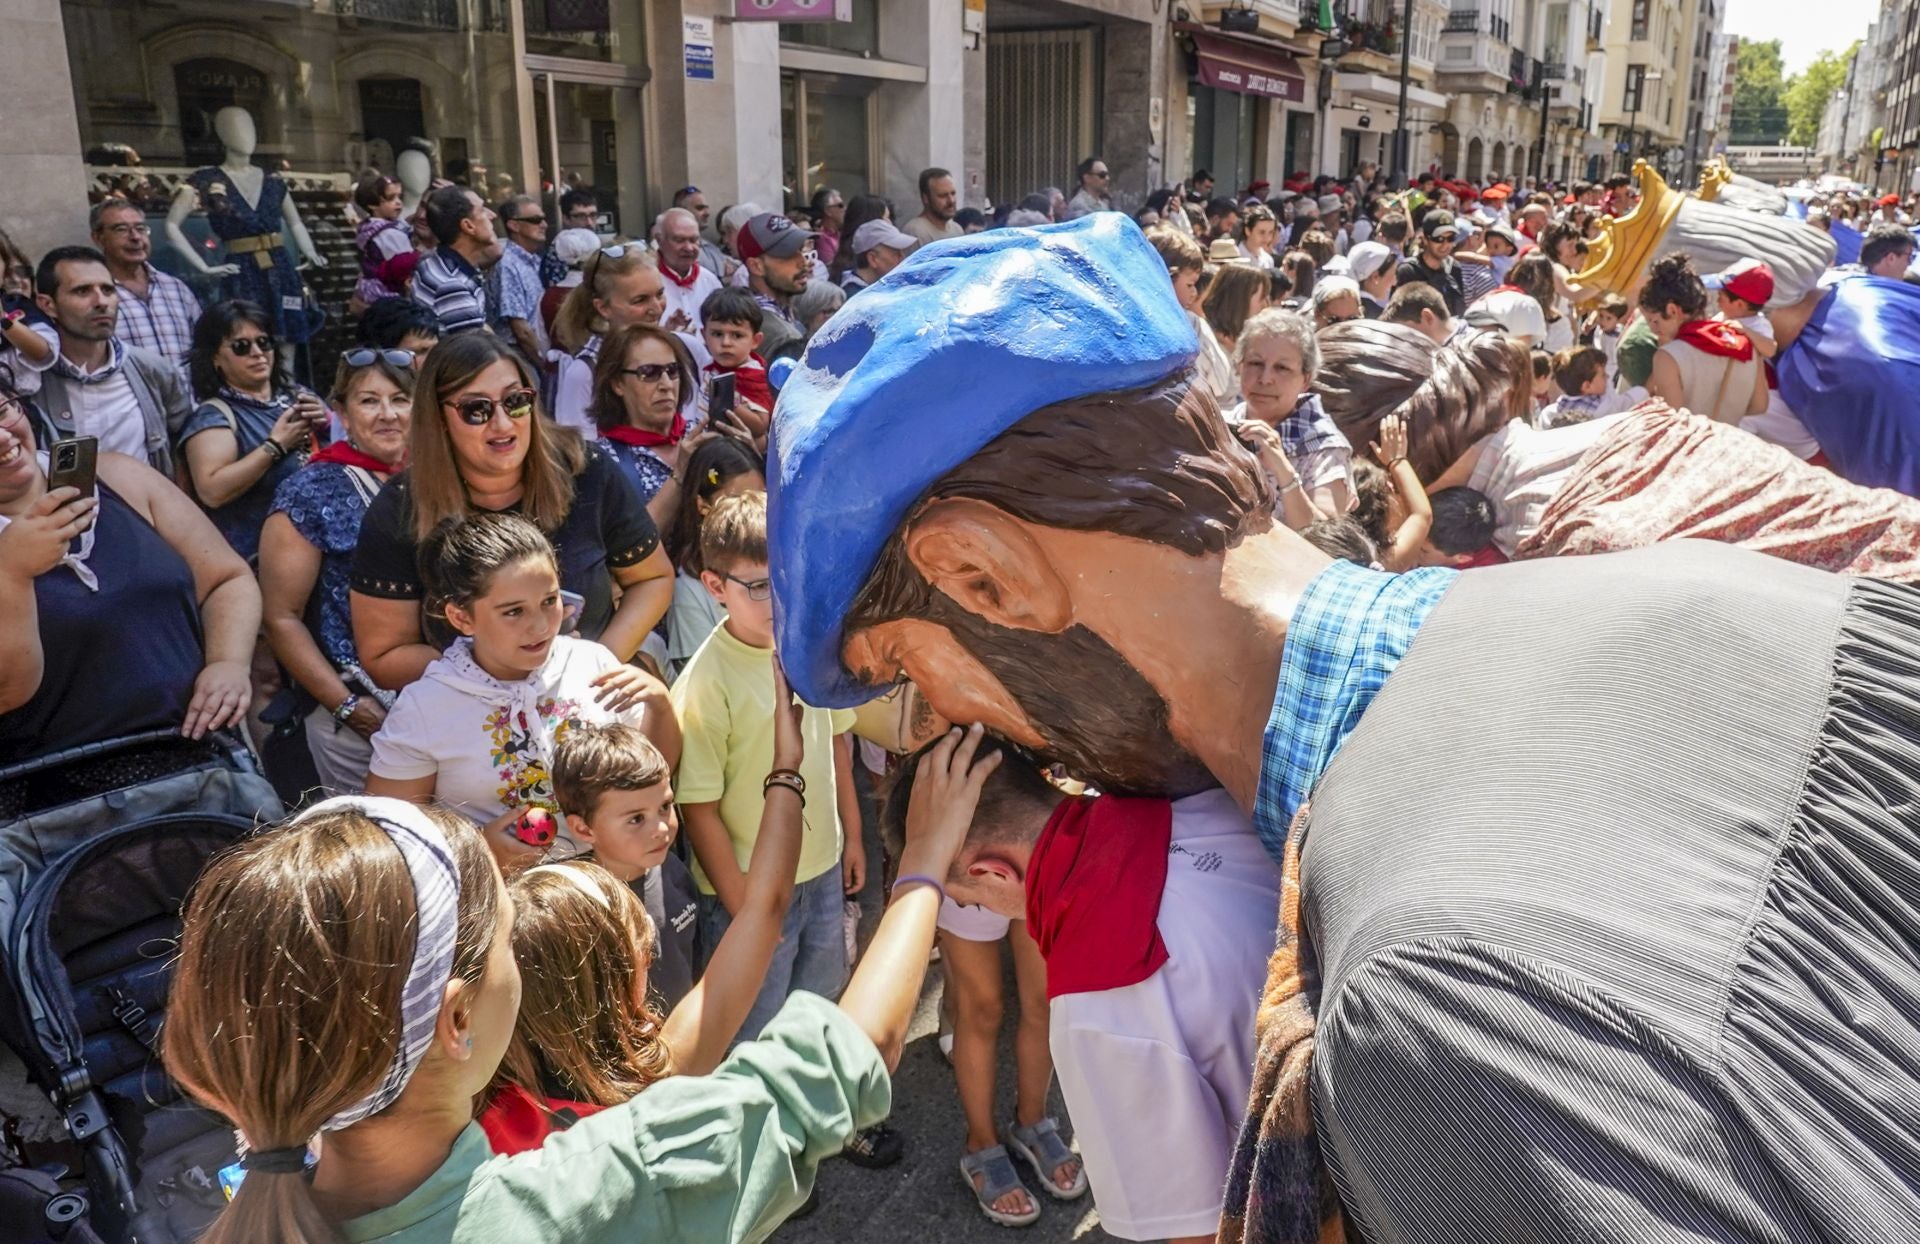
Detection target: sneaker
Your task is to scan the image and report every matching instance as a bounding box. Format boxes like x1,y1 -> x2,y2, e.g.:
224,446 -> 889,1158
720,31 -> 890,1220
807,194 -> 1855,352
843,1122 -> 906,1169
938,1031 -> 955,1063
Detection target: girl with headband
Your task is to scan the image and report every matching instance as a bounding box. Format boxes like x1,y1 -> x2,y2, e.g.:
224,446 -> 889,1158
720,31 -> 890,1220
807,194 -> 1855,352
165,723 -> 995,1242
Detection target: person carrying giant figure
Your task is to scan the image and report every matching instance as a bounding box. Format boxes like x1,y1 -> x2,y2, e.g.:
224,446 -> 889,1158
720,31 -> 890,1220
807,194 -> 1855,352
768,215 -> 1920,1243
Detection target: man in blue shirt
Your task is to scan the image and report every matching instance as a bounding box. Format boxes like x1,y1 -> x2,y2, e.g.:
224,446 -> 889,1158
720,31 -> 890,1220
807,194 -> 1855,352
766,216 -> 1920,1243
412,185 -> 500,336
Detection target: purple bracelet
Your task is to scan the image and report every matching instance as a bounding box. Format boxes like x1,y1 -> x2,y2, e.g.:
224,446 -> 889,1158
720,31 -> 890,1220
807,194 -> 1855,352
890,873 -> 946,903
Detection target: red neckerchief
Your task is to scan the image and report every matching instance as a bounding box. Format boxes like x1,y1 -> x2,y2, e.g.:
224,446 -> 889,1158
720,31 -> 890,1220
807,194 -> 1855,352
659,260 -> 702,291
308,441 -> 401,474
1674,318 -> 1755,362
1491,284 -> 1527,295
604,416 -> 687,449
707,355 -> 772,412
478,1082 -> 607,1156
1024,794 -> 1173,1000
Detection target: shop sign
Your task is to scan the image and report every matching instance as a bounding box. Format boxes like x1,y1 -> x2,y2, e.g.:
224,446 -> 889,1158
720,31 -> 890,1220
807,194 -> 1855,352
733,0 -> 852,21
684,15 -> 715,81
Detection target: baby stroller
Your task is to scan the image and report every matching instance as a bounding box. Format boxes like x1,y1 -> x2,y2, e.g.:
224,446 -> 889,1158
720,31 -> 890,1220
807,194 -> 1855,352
0,729 -> 280,1243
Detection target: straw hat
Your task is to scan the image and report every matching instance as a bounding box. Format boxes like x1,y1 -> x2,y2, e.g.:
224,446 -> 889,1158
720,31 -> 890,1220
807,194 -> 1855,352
1207,237 -> 1245,264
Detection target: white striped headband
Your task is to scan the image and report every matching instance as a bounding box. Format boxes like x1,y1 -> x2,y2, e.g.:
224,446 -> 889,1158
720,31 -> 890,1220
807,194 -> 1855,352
295,796 -> 463,1133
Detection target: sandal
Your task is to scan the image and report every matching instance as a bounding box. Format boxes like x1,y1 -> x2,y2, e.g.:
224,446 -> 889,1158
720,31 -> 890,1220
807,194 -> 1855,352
960,1145 -> 1041,1227
1005,1118 -> 1088,1202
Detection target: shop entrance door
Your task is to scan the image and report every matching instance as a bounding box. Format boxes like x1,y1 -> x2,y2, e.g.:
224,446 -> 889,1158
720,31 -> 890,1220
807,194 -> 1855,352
527,56 -> 648,239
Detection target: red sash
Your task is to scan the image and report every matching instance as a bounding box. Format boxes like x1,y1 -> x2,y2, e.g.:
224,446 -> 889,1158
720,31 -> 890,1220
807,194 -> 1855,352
1024,794 -> 1173,1000
307,442 -> 401,473
604,416 -> 687,449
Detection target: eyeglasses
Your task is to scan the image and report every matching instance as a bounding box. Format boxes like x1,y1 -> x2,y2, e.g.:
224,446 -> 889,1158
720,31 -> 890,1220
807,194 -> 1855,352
103,222 -> 151,238
0,394 -> 25,425
445,388 -> 536,425
722,572 -> 772,602
510,214 -> 547,226
342,347 -> 416,369
226,334 -> 277,356
1091,169 -> 1111,179
620,362 -> 682,383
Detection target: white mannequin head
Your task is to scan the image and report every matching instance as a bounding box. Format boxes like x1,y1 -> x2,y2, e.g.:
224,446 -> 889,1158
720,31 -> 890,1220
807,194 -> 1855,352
213,107 -> 257,160
396,148 -> 433,211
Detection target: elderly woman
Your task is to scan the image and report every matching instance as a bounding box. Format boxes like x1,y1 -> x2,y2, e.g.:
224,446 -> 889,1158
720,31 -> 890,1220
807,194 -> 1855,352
350,332 -> 674,691
0,365 -> 257,773
179,299 -> 332,560
1640,253 -> 1766,425
1310,276 -> 1363,330
1224,308 -> 1355,522
260,349 -> 414,791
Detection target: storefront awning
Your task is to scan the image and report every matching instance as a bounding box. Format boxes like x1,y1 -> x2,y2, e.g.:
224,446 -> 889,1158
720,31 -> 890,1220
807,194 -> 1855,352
1189,30 -> 1307,103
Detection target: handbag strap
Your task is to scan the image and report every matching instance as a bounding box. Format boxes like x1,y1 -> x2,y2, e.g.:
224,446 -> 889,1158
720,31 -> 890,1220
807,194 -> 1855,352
343,465 -> 380,506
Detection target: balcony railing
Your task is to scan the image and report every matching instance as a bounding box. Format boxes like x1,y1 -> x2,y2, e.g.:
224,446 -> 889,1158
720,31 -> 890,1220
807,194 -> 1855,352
333,0 -> 461,27
1444,8 -> 1481,32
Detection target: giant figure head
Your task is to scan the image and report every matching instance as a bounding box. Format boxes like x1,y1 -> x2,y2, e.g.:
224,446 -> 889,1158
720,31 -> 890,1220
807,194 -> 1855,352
769,216 -> 1324,796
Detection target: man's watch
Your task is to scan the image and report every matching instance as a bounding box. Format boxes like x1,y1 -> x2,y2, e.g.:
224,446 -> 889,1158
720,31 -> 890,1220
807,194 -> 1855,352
333,694 -> 360,724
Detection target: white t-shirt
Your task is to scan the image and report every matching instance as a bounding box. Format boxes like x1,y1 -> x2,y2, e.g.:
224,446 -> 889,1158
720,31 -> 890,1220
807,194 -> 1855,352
1048,788 -> 1281,1242
660,264 -> 723,333
1468,414 -> 1629,555
369,635 -> 648,828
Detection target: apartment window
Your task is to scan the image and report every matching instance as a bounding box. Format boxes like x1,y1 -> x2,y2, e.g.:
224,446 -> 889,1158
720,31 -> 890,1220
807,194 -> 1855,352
1625,63 -> 1645,112
1631,0 -> 1648,39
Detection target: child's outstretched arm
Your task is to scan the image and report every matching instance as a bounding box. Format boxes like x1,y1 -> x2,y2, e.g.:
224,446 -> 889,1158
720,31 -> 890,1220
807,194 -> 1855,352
663,657 -> 809,1076
1372,415 -> 1434,572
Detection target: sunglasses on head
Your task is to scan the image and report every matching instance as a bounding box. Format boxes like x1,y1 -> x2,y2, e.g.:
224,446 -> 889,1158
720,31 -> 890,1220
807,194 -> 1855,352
227,334 -> 276,356
621,362 -> 682,383
342,347 -> 416,369
445,388 -> 536,425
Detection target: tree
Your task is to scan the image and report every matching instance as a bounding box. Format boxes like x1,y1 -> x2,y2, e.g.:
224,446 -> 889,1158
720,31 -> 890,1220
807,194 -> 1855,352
1784,44 -> 1859,149
1731,39 -> 1786,145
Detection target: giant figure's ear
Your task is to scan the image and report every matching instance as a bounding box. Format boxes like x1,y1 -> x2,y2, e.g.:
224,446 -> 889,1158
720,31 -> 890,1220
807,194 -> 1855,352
903,497 -> 1072,634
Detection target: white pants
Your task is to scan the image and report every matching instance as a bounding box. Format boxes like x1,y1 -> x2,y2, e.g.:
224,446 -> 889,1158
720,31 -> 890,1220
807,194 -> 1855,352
303,703 -> 373,795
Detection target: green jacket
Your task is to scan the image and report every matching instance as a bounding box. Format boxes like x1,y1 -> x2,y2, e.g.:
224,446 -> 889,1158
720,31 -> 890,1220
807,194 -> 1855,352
340,994 -> 889,1243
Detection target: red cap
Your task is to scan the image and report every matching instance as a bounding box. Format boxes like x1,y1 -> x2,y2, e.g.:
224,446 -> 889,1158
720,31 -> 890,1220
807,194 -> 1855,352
1483,184 -> 1511,200
1707,259 -> 1775,308
1881,193 -> 1901,207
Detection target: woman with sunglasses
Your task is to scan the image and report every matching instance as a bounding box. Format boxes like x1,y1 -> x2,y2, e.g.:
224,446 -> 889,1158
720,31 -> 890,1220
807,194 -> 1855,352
350,332 -> 675,694
0,363 -> 257,774
180,300 -> 331,560
550,246 -> 708,434
259,348 -> 414,791
587,322 -> 746,535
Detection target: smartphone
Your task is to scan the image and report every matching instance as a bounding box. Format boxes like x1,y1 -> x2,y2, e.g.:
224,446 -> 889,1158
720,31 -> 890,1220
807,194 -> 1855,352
46,436 -> 98,496
705,373 -> 736,418
559,589 -> 585,632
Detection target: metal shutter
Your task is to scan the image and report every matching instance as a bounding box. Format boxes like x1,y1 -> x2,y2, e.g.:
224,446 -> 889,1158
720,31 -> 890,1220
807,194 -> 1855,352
986,28 -> 1099,207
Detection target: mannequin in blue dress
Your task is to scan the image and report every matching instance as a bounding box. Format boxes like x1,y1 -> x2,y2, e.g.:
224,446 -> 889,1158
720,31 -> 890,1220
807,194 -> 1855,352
165,106 -> 328,362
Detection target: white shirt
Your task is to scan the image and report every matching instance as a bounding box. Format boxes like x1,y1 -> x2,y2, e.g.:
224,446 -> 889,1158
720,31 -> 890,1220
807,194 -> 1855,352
1048,788 -> 1280,1242
58,352 -> 147,459
369,635 -> 647,832
1469,414 -> 1629,555
659,263 -> 723,333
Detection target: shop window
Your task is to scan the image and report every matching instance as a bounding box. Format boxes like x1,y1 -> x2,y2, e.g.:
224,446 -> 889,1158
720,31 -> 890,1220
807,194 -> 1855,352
780,0 -> 880,56
173,58 -> 271,167
358,77 -> 428,173
782,72 -> 875,199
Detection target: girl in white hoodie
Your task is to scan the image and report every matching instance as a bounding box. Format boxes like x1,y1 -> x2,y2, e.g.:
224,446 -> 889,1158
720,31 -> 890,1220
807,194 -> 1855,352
367,512 -> 678,869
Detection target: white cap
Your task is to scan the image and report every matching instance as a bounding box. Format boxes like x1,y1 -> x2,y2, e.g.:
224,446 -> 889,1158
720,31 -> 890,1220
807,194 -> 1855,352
551,227 -> 602,267
852,219 -> 920,256
1347,241 -> 1395,282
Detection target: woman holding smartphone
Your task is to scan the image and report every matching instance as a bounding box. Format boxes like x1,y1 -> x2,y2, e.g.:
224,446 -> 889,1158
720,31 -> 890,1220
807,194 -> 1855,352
350,333 -> 675,693
0,364 -> 257,774
179,300 -> 332,561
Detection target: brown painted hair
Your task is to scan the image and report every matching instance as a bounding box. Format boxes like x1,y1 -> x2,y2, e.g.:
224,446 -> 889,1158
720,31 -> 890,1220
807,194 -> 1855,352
844,370 -> 1272,640
408,332 -> 583,541
497,862 -> 672,1109
1314,321 -> 1525,482
163,806 -> 501,1244
587,323 -> 696,434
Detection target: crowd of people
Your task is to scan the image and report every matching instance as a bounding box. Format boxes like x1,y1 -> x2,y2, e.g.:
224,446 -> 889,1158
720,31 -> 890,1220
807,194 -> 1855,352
3,145 -> 1919,1244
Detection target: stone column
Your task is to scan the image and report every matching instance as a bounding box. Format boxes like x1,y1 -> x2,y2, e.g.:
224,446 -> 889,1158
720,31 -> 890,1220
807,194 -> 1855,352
877,0 -> 969,209
0,0 -> 89,257
652,0 -> 784,213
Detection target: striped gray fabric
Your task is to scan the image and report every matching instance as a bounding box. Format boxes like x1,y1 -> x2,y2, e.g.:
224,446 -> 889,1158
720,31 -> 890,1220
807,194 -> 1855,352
301,796 -> 462,1133
1295,540 -> 1920,1242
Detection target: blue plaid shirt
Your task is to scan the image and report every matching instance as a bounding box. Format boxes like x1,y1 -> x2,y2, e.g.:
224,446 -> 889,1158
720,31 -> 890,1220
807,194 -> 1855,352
1253,559 -> 1457,861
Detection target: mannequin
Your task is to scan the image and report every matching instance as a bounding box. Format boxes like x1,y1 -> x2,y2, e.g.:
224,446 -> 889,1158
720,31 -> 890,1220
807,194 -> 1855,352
396,146 -> 433,217
167,106 -> 326,348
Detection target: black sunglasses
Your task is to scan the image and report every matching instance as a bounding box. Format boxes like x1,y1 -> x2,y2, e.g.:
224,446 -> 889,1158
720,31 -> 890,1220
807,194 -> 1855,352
227,334 -> 276,356
621,363 -> 682,383
511,214 -> 547,226
445,388 -> 536,425
342,347 -> 416,369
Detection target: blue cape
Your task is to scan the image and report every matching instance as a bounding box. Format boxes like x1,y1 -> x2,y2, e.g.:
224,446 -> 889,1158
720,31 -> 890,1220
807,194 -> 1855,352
1777,273 -> 1920,495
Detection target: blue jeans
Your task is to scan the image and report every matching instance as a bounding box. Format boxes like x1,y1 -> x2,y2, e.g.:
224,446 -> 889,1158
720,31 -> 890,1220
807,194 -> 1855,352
701,864 -> 849,1042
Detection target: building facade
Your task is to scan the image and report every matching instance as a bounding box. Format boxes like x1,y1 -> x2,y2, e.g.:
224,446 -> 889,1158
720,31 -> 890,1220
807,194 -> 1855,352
1597,0 -> 1692,176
